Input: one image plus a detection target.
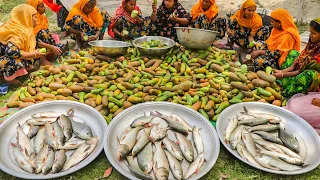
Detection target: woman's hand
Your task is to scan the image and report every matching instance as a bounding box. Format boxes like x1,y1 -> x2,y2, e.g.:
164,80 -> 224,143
273,69 -> 281,73
249,36 -> 254,43
121,33 -> 129,40
152,3 -> 157,14
33,49 -> 46,58
312,98 -> 320,107
250,50 -> 263,59
89,35 -> 98,41
273,72 -> 284,79
49,45 -> 62,56
169,15 -> 178,22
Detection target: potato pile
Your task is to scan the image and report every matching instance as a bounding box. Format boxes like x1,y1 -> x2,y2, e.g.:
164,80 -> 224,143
7,45 -> 284,123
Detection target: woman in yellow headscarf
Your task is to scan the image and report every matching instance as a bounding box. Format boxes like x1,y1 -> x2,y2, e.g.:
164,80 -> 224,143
65,0 -> 111,49
228,0 -> 270,48
0,4 -> 45,86
26,0 -> 69,62
191,0 -> 226,40
251,8 -> 301,68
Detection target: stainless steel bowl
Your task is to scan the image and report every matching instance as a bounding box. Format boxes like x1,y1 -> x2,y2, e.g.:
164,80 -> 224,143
175,27 -> 218,50
132,36 -> 176,56
88,40 -> 132,57
216,102 -> 320,175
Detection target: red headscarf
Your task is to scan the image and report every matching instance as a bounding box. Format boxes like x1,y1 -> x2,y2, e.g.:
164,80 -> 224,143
43,0 -> 61,12
108,0 -> 140,38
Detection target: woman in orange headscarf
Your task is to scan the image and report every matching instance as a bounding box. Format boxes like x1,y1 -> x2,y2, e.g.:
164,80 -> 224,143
0,4 -> 45,86
191,0 -> 226,39
251,8 -> 300,68
65,0 -> 111,49
228,0 -> 270,48
26,0 -> 68,63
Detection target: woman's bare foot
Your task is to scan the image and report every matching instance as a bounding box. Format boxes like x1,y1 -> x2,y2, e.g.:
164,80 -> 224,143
40,57 -> 53,65
311,98 -> 320,107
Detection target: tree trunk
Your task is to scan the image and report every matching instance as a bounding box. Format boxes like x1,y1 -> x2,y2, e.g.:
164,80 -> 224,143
297,0 -> 308,25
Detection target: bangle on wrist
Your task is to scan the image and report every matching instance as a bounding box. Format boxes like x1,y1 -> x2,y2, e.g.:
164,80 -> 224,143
281,72 -> 284,78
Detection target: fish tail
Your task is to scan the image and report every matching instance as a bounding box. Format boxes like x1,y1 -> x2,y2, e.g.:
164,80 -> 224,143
243,106 -> 248,114
67,108 -> 75,116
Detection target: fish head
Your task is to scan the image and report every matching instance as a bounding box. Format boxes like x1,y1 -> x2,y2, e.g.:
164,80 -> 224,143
174,151 -> 184,161
155,167 -> 169,180
186,149 -> 194,161
117,144 -> 130,160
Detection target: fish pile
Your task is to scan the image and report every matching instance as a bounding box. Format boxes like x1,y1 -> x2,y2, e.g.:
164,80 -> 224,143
11,109 -> 98,174
225,106 -> 304,171
117,111 -> 205,180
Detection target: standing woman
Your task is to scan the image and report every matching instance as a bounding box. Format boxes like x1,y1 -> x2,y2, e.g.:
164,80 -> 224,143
108,0 -> 156,40
56,0 -> 70,32
26,0 -> 68,62
228,0 -> 270,48
0,4 -> 45,86
151,0 -> 191,42
65,0 -> 111,49
251,9 -> 300,68
190,0 -> 226,40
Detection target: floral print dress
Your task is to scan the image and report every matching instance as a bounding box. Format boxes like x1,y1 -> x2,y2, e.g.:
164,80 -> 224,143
252,41 -> 281,68
65,11 -> 111,40
0,42 -> 34,78
155,3 -> 191,42
56,0 -> 69,31
36,29 -> 65,50
191,14 -> 226,40
228,19 -> 270,47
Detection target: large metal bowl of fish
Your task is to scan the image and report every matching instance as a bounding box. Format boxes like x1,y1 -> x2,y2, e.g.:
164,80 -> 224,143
0,100 -> 107,179
132,36 -> 176,56
216,102 -> 320,175
175,27 -> 218,50
88,40 -> 132,57
104,102 -> 220,180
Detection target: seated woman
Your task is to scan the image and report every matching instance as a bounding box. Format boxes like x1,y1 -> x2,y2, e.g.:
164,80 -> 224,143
108,0 -> 156,40
228,0 -> 270,49
272,18 -> 320,98
250,9 -> 300,68
26,0 -> 68,63
65,0 -> 111,49
0,4 -> 45,86
151,0 -> 191,42
190,0 -> 226,40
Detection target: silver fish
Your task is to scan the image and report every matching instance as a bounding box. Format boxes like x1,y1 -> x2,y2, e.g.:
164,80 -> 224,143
225,118 -> 238,143
35,145 -> 50,174
192,126 -> 204,154
58,114 -> 73,141
238,118 -> 269,126
254,154 -> 302,171
53,121 -> 65,146
58,139 -> 86,150
44,122 -> 58,150
42,150 -> 55,174
62,136 -> 98,171
236,143 -> 261,167
27,118 -> 58,125
230,125 -> 245,149
72,120 -> 93,140
172,113 -> 192,132
254,154 -> 281,171
251,133 -> 263,140
258,147 -> 304,165
117,127 -> 143,160
152,111 -> 189,135
242,128 -> 257,156
16,124 -> 34,158
254,139 -> 284,154
11,143 -> 34,173
21,122 -> 40,139
242,106 -> 282,124
164,150 -> 183,180
132,127 -> 152,157
120,126 -> 133,140
153,141 -> 169,180
34,127 -> 45,154
184,153 -> 205,179
130,113 -> 154,127
52,150 -> 67,173
163,137 -> 183,161
279,128 -> 300,153
149,124 -> 168,142
32,109 -> 74,119
249,124 -> 280,132
253,131 -> 283,145
276,144 -> 302,160
126,156 -> 152,179
137,142 -> 153,174
175,132 -> 194,162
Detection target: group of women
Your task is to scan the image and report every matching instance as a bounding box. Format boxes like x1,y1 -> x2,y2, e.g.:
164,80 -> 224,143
0,0 -> 319,98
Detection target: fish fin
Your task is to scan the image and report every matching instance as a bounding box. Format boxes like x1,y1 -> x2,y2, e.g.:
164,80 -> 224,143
117,136 -> 120,145
20,161 -> 25,166
176,141 -> 180,145
42,157 -> 47,163
67,108 -> 75,116
243,106 -> 248,114
144,123 -> 151,128
10,143 -> 16,148
225,140 -> 229,144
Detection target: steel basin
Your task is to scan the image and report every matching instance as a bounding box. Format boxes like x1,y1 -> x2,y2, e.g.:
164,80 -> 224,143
88,40 -> 131,57
132,36 -> 176,56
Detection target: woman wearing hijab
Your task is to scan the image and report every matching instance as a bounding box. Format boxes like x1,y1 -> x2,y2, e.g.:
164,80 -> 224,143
151,0 -> 191,42
190,0 -> 226,40
251,8 -> 300,68
272,18 -> 320,98
108,0 -> 156,40
228,0 -> 270,48
65,0 -> 111,49
0,4 -> 45,86
26,0 -> 68,62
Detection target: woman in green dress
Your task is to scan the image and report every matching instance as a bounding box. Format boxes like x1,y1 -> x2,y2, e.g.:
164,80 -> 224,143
274,18 -> 320,98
